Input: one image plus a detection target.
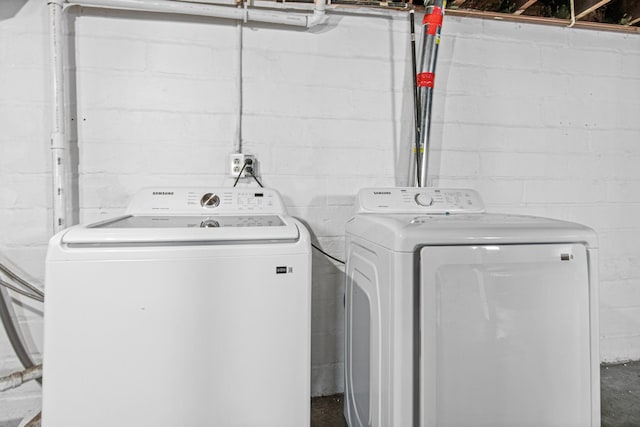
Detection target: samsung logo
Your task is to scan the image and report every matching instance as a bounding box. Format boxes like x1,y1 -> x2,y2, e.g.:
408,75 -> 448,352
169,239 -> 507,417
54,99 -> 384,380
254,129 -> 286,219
373,191 -> 392,195
276,266 -> 293,274
152,191 -> 174,196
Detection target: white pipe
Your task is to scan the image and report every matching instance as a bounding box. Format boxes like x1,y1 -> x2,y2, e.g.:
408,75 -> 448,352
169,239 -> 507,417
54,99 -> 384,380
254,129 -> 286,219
48,0 -> 67,233
0,364 -> 43,392
18,412 -> 42,427
46,0 -> 328,233
234,19 -> 243,154
307,0 -> 326,27
67,0 -> 328,27
253,0 -> 405,18
172,0 -> 238,6
569,0 -> 576,27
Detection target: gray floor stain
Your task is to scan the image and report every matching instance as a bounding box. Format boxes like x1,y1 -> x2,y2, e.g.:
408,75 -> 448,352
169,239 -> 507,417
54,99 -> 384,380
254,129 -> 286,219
312,361 -> 640,427
2,362 -> 637,427
601,360 -> 640,427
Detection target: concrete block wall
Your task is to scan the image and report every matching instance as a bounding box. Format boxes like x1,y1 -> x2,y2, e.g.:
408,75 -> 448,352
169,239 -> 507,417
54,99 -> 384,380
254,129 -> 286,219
0,0 -> 638,420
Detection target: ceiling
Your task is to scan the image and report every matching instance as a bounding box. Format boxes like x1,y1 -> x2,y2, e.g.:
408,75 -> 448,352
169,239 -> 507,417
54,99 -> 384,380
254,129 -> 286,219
447,0 -> 640,30
324,0 -> 640,33
426,0 -> 640,32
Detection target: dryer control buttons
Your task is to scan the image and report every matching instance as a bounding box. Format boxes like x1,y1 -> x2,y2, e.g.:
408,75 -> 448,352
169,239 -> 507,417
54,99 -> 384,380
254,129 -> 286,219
200,193 -> 220,208
415,193 -> 434,207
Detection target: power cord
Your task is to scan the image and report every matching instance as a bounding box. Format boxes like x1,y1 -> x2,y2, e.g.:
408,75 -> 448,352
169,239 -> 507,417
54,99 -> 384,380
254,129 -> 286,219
232,160 -> 249,187
312,244 -> 345,265
232,162 -> 344,264
233,159 -> 263,188
249,169 -> 263,188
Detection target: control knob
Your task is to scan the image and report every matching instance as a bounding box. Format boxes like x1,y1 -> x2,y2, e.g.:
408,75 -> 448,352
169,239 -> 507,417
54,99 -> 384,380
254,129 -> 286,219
200,219 -> 220,228
415,193 -> 434,207
200,193 -> 220,208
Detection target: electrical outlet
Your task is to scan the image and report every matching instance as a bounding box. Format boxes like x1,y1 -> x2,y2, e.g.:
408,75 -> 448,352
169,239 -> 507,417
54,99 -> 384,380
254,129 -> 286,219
229,153 -> 258,178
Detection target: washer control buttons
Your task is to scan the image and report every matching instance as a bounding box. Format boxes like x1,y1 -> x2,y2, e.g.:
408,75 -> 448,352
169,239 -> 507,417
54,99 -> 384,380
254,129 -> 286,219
415,193 -> 434,207
200,193 -> 220,208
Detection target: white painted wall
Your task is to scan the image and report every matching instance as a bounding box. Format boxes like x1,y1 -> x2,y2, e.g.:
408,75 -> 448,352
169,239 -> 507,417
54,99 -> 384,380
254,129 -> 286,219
0,0 -> 638,421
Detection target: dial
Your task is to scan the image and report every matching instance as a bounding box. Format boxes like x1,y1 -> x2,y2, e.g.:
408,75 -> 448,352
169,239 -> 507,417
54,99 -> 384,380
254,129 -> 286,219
200,193 -> 220,208
415,193 -> 434,207
200,219 -> 220,228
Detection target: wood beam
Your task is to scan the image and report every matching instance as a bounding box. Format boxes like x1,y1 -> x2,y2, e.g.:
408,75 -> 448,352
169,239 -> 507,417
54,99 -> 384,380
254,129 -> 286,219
444,8 -> 640,34
512,0 -> 538,15
622,0 -> 640,25
574,0 -> 612,20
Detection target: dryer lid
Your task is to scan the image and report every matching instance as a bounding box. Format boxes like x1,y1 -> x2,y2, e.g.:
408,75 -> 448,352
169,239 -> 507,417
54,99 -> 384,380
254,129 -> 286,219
348,187 -> 597,251
346,212 -> 598,251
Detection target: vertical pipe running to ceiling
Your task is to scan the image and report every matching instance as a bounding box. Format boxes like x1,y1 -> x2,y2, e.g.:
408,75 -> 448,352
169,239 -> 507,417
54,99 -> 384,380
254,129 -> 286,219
48,0 -> 67,233
47,0 -> 329,232
409,9 -> 421,187
416,1 -> 445,187
234,18 -> 243,154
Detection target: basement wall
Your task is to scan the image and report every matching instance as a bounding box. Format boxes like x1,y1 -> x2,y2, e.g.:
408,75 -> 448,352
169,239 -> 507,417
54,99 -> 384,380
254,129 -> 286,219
0,0 -> 638,420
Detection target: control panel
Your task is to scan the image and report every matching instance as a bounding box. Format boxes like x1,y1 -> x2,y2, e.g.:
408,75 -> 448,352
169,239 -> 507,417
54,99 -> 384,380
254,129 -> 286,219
356,187 -> 485,214
125,188 -> 287,215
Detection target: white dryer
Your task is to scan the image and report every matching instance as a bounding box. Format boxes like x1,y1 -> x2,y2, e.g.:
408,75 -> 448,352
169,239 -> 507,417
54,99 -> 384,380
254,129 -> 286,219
43,187 -> 311,427
344,187 -> 599,427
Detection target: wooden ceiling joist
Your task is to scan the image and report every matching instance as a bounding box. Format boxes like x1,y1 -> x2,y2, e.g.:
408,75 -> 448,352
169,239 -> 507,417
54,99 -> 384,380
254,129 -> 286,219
446,7 -> 640,33
621,0 -> 640,25
410,0 -> 640,31
574,0 -> 612,20
512,0 -> 538,16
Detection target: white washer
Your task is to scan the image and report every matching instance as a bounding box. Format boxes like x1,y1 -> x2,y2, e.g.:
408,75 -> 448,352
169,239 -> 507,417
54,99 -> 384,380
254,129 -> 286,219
344,187 -> 599,427
43,187 -> 311,427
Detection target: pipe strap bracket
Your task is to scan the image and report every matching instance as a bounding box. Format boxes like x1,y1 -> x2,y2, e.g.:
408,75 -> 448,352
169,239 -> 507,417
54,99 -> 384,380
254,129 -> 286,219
50,132 -> 65,150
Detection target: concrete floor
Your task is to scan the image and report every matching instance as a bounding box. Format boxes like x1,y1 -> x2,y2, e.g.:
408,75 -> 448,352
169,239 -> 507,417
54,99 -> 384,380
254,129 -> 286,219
601,361 -> 640,427
311,361 -> 640,427
2,362 -> 638,426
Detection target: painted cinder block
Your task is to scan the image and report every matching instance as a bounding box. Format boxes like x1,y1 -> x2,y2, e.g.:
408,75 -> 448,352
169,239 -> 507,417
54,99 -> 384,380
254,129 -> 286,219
541,44 -> 622,76
78,109 -> 237,144
76,37 -> 147,72
146,42 -> 236,77
78,71 -> 236,112
1,2 -> 640,411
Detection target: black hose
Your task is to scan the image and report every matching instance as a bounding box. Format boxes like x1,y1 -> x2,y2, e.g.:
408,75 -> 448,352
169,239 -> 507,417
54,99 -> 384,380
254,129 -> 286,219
0,286 -> 41,385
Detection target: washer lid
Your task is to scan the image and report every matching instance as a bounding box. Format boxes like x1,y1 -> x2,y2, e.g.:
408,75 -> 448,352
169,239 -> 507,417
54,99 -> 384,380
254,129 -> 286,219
346,212 -> 598,251
60,214 -> 300,245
